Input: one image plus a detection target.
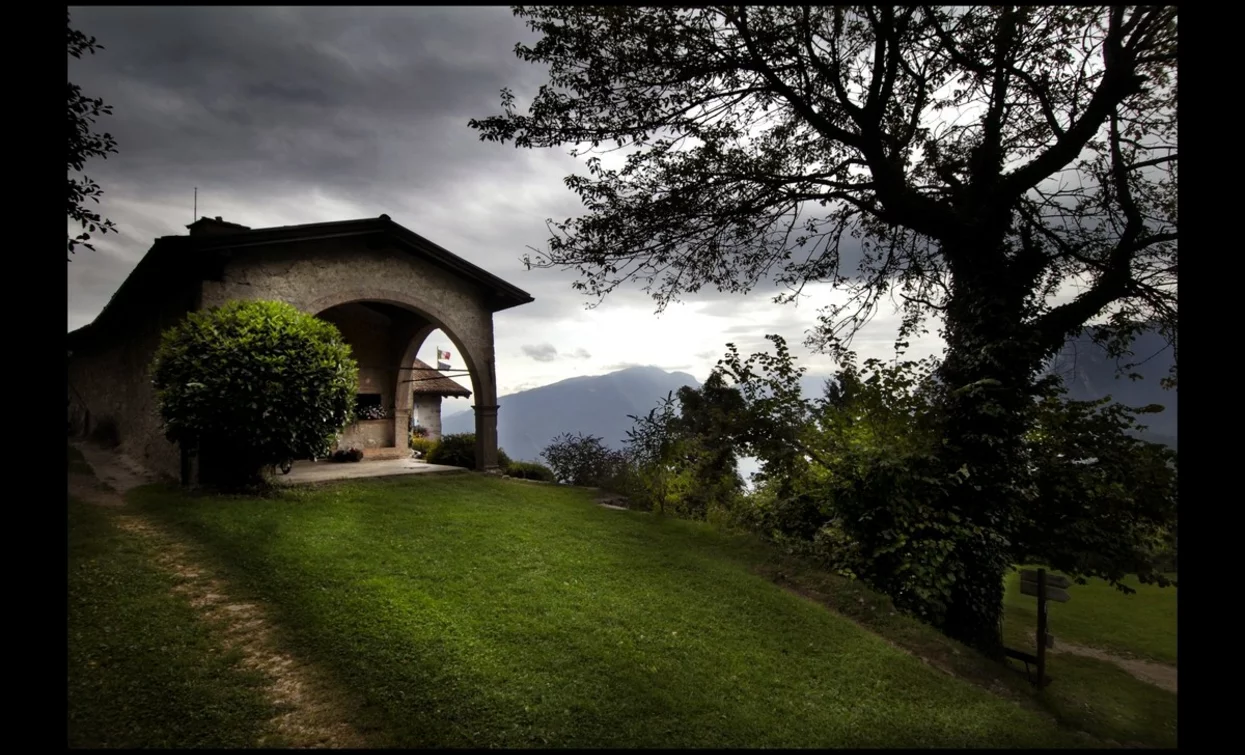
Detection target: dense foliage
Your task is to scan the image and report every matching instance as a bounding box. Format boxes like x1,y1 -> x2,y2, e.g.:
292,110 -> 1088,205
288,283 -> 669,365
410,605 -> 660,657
151,300 -> 358,488
424,433 -> 511,471
506,461 -> 557,483
540,432 -> 632,489
711,336 -> 1176,625
471,5 -> 1177,655
425,433 -> 474,468
409,434 -> 437,459
625,376 -> 746,519
1014,391 -> 1178,589
68,11 -> 118,258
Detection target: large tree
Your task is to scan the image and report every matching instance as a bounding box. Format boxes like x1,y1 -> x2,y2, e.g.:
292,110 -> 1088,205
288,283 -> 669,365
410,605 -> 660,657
68,11 -> 119,259
469,6 -> 1177,655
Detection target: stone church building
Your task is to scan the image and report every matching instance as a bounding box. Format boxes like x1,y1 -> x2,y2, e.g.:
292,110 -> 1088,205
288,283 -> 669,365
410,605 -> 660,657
67,214 -> 532,480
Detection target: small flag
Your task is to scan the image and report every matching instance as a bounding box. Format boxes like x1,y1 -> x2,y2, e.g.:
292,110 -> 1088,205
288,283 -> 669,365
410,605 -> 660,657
437,361 -> 451,371
436,348 -> 453,361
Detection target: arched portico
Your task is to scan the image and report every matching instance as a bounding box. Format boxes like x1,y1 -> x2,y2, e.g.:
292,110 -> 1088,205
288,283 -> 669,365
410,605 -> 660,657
69,214 -> 531,482
310,292 -> 498,469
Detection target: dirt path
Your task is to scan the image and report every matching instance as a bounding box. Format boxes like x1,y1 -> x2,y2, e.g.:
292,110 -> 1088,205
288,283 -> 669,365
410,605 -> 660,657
68,442 -> 371,748
1038,633 -> 1177,694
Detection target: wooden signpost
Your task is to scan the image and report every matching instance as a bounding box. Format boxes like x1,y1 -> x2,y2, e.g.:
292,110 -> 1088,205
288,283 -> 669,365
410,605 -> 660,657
1004,568 -> 1072,688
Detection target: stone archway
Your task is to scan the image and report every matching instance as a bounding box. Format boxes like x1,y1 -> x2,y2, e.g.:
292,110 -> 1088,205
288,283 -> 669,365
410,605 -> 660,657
306,290 -> 499,470
68,215 -> 530,481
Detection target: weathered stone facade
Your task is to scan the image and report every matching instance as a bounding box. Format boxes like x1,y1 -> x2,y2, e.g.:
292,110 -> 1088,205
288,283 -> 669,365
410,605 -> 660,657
67,277 -> 199,481
412,394 -> 444,440
67,215 -> 531,481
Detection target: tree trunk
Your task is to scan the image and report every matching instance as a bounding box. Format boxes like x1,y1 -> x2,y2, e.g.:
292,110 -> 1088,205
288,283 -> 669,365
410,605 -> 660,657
936,251 -> 1045,658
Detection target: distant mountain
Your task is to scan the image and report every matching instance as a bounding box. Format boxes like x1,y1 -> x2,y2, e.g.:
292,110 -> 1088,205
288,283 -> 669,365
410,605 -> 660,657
443,366 -> 702,462
1045,327 -> 1177,446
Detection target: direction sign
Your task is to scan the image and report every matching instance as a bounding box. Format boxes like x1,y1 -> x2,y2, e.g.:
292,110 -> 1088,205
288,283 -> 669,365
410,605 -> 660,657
1020,580 -> 1070,602
1020,569 -> 1071,589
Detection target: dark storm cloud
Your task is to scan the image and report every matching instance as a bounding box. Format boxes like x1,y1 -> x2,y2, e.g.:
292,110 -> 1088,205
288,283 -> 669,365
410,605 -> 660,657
66,6 -> 878,348
69,7 -> 545,197
67,6 -> 598,329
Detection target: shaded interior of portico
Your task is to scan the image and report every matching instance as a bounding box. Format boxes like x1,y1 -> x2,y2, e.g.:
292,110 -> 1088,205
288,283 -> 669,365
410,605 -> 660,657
316,301 -> 472,458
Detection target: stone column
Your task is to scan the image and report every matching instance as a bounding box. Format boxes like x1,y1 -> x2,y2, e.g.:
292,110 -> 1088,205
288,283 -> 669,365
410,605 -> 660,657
394,408 -> 411,450
473,404 -> 500,471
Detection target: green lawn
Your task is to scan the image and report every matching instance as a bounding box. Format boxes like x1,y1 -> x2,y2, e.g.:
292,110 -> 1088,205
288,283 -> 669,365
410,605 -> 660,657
67,496 -> 281,748
1003,567 -> 1177,664
999,566 -> 1177,748
127,475 -> 1086,749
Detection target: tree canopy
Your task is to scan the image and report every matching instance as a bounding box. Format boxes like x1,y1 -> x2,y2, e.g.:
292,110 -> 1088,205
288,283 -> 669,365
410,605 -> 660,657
715,337 -> 1175,618
471,5 -> 1177,656
68,11 -> 119,259
471,6 -> 1175,368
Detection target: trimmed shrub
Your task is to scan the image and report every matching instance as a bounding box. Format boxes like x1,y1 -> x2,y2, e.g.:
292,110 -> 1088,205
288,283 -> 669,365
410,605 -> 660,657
423,433 -> 511,470
151,299 -> 358,489
426,433 -> 475,468
507,461 -> 556,482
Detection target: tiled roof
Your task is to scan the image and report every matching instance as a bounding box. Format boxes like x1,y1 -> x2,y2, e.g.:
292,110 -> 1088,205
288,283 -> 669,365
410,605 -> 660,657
408,358 -> 472,397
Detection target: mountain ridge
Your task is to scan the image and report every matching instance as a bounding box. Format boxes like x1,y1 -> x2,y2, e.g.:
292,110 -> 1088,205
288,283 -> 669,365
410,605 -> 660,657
1044,327 -> 1177,445
442,365 -> 702,462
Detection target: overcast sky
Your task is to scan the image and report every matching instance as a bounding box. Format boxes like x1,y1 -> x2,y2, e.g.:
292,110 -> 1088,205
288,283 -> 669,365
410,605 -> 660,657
68,6 -> 954,412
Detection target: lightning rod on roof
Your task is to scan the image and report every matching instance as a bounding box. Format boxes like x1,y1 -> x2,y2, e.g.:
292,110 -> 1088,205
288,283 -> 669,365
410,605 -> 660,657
193,187 -> 197,221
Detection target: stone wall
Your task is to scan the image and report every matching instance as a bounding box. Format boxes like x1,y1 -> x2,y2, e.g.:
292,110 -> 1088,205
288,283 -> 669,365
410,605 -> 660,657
413,395 -> 443,440
198,238 -> 498,410
339,418 -> 393,449
318,302 -> 396,411
67,282 -> 198,481
200,237 -> 500,468
70,231 -> 505,479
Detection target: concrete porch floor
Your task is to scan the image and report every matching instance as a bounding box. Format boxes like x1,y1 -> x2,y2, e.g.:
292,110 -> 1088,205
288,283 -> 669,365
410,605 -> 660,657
275,457 -> 467,485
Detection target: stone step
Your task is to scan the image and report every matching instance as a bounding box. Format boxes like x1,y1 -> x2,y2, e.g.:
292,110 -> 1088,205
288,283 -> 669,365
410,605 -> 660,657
361,446 -> 410,461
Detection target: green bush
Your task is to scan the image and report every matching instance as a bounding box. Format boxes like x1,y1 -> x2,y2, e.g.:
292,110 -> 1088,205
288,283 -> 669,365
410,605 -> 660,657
426,433 -> 475,468
507,461 -> 556,482
151,300 -> 358,489
540,432 -> 633,488
423,433 -> 511,470
409,435 -> 437,458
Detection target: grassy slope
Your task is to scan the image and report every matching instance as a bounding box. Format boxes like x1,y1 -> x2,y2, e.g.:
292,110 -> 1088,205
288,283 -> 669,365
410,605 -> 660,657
752,553 -> 1178,748
67,495 -> 281,748
999,567 -> 1178,748
130,475 -> 1083,749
